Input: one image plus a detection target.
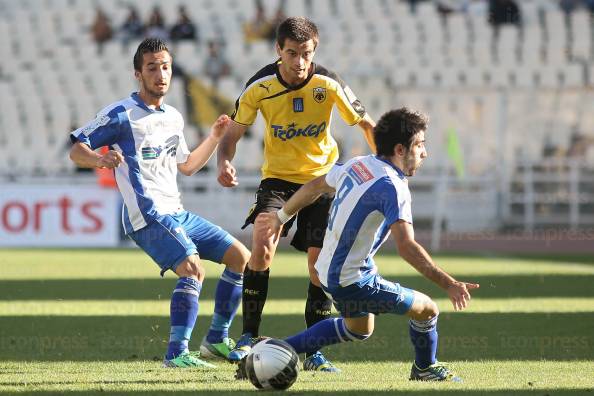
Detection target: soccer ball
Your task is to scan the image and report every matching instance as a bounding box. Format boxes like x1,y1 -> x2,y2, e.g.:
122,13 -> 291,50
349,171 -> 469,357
245,338 -> 300,390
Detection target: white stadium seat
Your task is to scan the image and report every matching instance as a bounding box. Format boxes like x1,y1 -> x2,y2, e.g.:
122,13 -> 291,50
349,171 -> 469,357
1,0 -> 592,177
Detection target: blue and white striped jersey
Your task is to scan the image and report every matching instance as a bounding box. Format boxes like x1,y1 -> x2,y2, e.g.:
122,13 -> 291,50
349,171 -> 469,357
70,92 -> 190,234
316,155 -> 413,290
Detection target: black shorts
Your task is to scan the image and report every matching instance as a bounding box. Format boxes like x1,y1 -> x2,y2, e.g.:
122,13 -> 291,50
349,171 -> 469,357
242,178 -> 333,252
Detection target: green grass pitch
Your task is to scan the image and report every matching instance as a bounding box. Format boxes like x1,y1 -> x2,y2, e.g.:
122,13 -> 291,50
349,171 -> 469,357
0,249 -> 593,395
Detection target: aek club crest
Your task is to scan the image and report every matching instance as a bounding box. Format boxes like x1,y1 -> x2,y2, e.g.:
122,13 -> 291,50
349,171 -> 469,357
313,87 -> 326,103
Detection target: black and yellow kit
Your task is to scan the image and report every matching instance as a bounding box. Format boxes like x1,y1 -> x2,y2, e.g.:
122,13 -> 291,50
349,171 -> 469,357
234,60 -> 367,251
232,60 -> 367,184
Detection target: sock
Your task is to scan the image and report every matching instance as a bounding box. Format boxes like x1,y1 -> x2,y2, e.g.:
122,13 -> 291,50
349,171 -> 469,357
206,268 -> 243,343
166,277 -> 201,360
409,316 -> 438,369
304,282 -> 333,357
285,317 -> 370,355
241,267 -> 270,336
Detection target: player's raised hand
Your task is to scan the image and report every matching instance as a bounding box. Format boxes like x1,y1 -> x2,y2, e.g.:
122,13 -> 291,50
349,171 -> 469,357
96,150 -> 124,169
447,281 -> 479,311
217,159 -> 238,187
210,114 -> 231,141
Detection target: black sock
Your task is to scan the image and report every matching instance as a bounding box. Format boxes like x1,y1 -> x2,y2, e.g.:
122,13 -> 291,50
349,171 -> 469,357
304,281 -> 333,357
242,267 -> 270,337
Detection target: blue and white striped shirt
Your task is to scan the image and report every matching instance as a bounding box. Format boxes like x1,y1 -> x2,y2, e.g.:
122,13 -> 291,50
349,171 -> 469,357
70,92 -> 190,234
316,155 -> 413,290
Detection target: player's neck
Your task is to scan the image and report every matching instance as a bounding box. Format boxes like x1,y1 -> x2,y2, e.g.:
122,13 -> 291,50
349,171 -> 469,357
138,90 -> 164,109
379,154 -> 404,172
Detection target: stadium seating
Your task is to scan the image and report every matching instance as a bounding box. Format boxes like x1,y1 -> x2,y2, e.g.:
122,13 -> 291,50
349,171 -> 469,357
0,0 -> 593,177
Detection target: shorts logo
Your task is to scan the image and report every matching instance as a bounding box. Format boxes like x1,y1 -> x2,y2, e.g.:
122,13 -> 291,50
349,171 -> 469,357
313,87 -> 326,103
293,97 -> 304,112
174,227 -> 192,244
271,121 -> 326,141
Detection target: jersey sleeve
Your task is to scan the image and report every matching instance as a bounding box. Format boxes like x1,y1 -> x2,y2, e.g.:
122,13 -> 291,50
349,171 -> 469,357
231,85 -> 259,126
70,108 -> 121,149
331,75 -> 367,126
324,162 -> 344,188
380,179 -> 413,225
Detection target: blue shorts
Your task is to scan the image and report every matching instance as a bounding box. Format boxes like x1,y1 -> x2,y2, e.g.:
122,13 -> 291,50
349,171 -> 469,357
128,211 -> 234,276
323,274 -> 415,318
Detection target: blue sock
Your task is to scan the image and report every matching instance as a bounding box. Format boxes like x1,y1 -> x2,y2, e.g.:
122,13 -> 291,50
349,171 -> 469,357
285,317 -> 370,355
409,316 -> 438,369
166,277 -> 201,360
206,268 -> 243,343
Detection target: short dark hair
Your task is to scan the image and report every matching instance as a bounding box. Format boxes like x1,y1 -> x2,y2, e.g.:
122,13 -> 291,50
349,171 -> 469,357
374,108 -> 428,156
133,38 -> 171,71
276,17 -> 319,49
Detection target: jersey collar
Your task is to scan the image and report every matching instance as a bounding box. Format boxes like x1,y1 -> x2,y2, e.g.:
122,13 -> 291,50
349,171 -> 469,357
275,59 -> 316,91
131,92 -> 166,113
374,155 -> 406,179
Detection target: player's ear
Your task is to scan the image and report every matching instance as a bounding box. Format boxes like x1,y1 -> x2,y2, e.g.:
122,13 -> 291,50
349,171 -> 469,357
395,143 -> 406,157
134,69 -> 141,81
275,42 -> 282,57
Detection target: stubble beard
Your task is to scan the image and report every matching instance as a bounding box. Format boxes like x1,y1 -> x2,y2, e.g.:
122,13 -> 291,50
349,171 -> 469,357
141,79 -> 167,99
404,154 -> 422,177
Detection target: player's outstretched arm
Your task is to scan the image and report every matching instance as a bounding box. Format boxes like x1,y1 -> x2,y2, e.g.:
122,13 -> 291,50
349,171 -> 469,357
390,220 -> 479,311
69,142 -> 123,169
216,119 -> 248,187
178,114 -> 230,176
357,113 -> 377,154
257,175 -> 336,238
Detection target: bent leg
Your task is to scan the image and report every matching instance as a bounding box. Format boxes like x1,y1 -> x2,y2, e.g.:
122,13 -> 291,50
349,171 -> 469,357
181,212 -> 250,348
328,275 -> 439,371
406,290 -> 440,369
406,290 -> 439,321
204,240 -> 249,347
344,314 -> 374,336
127,214 -> 206,362
296,195 -> 336,350
285,315 -> 373,356
221,239 -> 250,273
166,255 -> 205,359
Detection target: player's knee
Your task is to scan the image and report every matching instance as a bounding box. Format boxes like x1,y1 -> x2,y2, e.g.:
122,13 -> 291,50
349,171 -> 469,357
346,326 -> 373,342
409,291 -> 439,321
251,243 -> 274,268
424,299 -> 439,319
176,256 -> 206,280
226,260 -> 245,274
239,244 -> 251,264
222,242 -> 250,273
345,316 -> 374,339
262,246 -> 274,264
412,300 -> 438,321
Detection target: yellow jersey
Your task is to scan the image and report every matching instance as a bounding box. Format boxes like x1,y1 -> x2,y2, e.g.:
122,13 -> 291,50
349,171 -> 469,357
232,60 -> 366,184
